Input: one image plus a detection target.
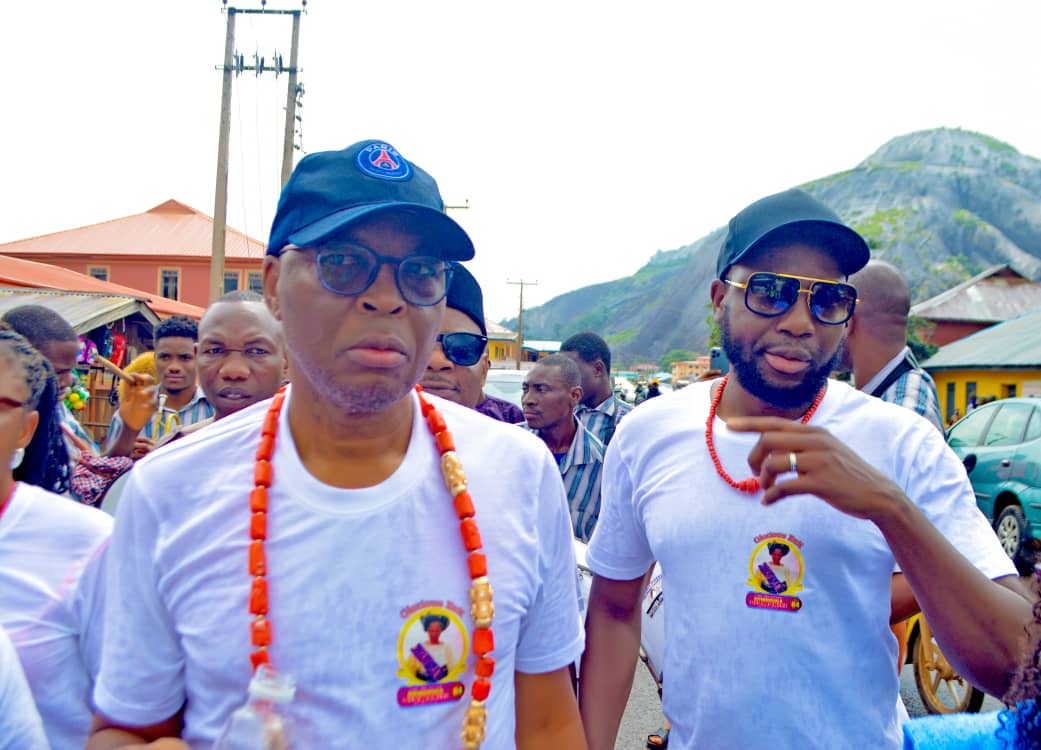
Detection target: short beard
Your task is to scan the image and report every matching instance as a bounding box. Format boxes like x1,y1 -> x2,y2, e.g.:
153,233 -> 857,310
720,310 -> 842,410
290,352 -> 413,417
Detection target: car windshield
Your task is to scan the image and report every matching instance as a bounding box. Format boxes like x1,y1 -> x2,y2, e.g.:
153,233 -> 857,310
484,372 -> 524,406
948,407 -> 994,448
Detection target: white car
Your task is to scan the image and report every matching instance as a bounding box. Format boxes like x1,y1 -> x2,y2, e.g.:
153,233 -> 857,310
484,369 -> 525,406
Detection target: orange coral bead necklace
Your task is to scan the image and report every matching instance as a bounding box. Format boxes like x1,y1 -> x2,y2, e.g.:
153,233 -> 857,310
705,374 -> 825,494
248,385 -> 495,750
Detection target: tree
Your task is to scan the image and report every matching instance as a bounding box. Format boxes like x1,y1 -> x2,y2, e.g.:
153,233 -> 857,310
704,303 -> 721,349
907,315 -> 938,362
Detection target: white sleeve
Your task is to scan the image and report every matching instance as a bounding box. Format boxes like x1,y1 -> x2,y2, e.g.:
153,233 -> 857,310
902,423 -> 1017,580
93,469 -> 186,725
514,451 -> 585,674
585,437 -> 655,580
72,538 -> 110,692
0,628 -> 48,750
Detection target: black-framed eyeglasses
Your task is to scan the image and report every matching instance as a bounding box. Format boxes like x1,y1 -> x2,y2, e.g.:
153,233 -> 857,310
724,271 -> 859,325
436,332 -> 488,367
299,242 -> 455,306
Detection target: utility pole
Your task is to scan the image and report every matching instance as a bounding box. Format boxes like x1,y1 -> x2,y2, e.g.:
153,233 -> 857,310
210,2 -> 305,303
279,10 -> 302,187
210,7 -> 237,304
507,279 -> 537,369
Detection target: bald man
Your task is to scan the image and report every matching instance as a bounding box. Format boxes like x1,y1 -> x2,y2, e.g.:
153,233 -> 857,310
154,291 -> 286,447
841,260 -> 944,432
842,260 -> 950,679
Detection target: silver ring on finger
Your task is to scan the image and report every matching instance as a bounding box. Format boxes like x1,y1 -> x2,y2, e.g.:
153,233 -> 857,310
788,451 -> 798,474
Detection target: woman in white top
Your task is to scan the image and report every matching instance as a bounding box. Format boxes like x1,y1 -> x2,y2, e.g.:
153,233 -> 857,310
0,327 -> 112,750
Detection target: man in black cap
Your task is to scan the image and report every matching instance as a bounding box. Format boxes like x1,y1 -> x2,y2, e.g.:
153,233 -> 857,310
421,265 -> 524,423
579,189 -> 1029,750
89,141 -> 586,749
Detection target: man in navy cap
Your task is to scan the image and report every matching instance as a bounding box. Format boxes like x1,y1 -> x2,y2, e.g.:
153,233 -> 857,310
579,189 -> 1029,750
89,141 -> 586,749
421,265 -> 524,423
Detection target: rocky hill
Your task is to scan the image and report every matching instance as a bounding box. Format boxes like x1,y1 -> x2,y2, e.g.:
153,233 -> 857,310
508,128 -> 1041,365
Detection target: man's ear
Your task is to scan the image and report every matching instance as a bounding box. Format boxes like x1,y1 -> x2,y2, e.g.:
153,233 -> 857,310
571,386 -> 584,408
710,279 -> 727,321
594,360 -> 608,379
477,353 -> 491,387
263,255 -> 283,321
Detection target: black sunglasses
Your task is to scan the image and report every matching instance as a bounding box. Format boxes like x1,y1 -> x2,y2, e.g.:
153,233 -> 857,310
436,332 -> 488,366
724,271 -> 859,326
297,242 -> 454,306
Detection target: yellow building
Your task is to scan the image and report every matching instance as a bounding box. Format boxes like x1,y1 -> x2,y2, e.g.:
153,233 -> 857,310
486,320 -> 519,367
671,356 -> 710,384
923,307 -> 1041,420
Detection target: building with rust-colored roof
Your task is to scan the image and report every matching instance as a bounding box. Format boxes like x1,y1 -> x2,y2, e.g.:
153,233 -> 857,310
911,265 -> 1041,347
0,254 -> 205,320
0,200 -> 266,308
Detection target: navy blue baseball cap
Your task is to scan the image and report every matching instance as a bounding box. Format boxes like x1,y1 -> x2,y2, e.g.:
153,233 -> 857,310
445,264 -> 486,336
717,189 -> 869,279
267,140 -> 475,260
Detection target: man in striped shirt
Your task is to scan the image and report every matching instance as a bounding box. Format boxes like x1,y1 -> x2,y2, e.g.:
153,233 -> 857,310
841,261 -> 944,432
522,354 -> 605,542
561,332 -> 632,447
105,316 -> 215,457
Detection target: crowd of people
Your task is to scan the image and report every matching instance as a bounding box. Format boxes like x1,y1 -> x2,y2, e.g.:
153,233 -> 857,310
1,140 -> 1040,750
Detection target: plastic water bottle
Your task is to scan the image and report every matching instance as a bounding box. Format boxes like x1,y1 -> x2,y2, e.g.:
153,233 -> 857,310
212,665 -> 296,750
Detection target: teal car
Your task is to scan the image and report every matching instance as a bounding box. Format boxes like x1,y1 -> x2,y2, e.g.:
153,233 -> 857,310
947,397 -> 1041,570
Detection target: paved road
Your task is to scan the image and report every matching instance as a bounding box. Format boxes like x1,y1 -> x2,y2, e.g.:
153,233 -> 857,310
611,662 -> 1003,749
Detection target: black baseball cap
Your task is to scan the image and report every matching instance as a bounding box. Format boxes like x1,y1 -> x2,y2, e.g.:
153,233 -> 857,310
445,264 -> 486,336
267,140 -> 475,261
717,189 -> 869,279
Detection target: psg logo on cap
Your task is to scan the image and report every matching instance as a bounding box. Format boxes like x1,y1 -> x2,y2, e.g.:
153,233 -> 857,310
356,143 -> 412,181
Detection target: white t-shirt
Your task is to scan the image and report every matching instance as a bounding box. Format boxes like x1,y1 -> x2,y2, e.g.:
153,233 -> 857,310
586,379 -> 1014,750
0,482 -> 112,750
95,388 -> 583,749
0,625 -> 48,750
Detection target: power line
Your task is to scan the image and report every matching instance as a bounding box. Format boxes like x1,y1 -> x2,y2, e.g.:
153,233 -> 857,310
507,279 -> 537,369
210,2 -> 306,303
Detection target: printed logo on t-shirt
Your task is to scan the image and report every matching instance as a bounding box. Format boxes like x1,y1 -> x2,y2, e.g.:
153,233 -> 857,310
745,532 -> 805,613
396,599 -> 470,707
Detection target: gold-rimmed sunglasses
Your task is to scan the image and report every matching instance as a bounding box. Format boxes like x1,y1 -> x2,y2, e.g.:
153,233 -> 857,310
724,271 -> 859,325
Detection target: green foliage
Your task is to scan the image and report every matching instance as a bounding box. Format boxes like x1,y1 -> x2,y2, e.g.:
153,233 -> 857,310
607,328 -> 637,346
852,207 -> 910,251
659,349 -> 698,372
973,132 -> 1017,155
705,303 -> 721,348
952,209 -> 983,230
908,316 -> 938,362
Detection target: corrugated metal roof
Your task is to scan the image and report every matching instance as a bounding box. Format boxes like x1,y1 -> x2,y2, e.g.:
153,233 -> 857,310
0,289 -> 159,334
523,340 -> 561,352
486,319 -> 516,339
911,264 -> 1041,323
0,199 -> 265,260
922,306 -> 1041,370
0,254 -> 204,320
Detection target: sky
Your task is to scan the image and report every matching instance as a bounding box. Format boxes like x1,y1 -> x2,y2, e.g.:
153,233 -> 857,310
3,1 -> 1041,322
